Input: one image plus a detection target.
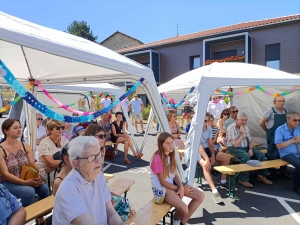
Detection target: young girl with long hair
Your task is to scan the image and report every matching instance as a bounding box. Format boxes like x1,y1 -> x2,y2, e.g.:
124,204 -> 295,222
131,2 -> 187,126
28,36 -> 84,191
150,132 -> 204,225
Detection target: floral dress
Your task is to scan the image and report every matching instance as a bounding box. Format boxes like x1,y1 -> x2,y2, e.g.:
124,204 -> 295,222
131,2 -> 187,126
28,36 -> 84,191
37,136 -> 68,186
99,119 -> 112,141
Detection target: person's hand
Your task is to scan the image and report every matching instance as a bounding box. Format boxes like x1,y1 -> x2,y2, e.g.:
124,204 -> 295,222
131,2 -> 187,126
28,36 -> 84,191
203,159 -> 211,172
33,178 -> 42,188
294,136 -> 300,144
26,178 -> 40,187
248,148 -> 254,157
210,156 -> 216,165
240,125 -> 245,136
176,186 -> 184,199
183,185 -> 194,195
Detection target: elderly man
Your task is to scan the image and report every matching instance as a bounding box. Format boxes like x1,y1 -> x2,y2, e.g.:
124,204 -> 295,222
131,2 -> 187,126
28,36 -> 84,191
275,112 -> 300,195
259,96 -> 289,178
23,113 -> 47,160
207,96 -> 227,124
224,106 -> 239,130
227,112 -> 272,188
197,113 -> 231,204
53,136 -> 134,225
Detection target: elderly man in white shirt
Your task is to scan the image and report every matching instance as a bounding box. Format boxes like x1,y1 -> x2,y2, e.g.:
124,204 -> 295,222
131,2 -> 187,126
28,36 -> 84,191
207,96 -> 228,124
53,136 -> 134,225
23,113 -> 47,160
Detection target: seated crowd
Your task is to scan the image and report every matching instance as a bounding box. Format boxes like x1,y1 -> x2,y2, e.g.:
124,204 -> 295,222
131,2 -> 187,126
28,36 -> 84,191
1,94 -> 300,224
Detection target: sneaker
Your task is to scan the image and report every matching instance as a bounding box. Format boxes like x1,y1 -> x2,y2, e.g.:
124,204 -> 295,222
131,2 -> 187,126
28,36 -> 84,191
221,182 -> 238,191
212,192 -> 223,204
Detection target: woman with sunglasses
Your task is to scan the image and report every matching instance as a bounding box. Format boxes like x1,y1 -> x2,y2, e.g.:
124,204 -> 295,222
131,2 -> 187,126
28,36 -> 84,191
37,120 -> 69,188
217,109 -> 230,132
0,119 -> 49,225
167,111 -> 185,150
111,112 -> 143,164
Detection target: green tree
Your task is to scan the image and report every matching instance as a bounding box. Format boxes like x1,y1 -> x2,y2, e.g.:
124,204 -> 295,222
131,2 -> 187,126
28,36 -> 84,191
66,20 -> 98,43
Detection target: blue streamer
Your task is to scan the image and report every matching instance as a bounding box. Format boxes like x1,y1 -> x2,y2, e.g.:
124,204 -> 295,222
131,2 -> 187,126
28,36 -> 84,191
0,60 -> 144,123
161,86 -> 195,109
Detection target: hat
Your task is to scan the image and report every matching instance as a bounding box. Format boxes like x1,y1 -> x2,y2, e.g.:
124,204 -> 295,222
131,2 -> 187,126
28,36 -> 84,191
75,126 -> 85,133
105,94 -> 109,97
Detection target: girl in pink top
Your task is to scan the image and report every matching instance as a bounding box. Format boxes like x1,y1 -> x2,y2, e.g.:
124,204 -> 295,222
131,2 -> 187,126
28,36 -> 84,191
150,132 -> 204,225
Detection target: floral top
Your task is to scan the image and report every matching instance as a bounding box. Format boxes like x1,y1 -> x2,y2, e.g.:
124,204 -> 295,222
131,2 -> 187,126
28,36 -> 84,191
0,144 -> 29,183
37,136 -> 68,186
62,124 -> 75,141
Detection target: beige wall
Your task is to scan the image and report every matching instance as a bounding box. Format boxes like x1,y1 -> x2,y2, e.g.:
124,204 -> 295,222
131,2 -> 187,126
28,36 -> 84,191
101,33 -> 142,51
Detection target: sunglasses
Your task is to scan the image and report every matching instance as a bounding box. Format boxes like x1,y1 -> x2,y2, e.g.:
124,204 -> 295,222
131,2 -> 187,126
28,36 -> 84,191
204,120 -> 208,122
95,134 -> 106,139
212,98 -> 218,100
293,119 -> 300,123
231,110 -> 239,113
134,96 -> 138,97
36,118 -> 43,121
56,126 -> 65,130
223,113 -> 229,116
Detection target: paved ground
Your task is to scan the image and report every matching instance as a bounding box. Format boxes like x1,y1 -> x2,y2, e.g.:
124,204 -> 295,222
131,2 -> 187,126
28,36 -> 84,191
1,115 -> 299,225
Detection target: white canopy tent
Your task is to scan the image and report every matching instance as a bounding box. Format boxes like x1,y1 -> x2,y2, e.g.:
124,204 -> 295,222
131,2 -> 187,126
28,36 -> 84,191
157,62 -> 300,185
0,11 -> 185,176
37,83 -> 139,150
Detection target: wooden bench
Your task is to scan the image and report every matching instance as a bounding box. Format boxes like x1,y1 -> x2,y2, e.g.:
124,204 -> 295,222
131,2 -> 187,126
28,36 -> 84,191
108,178 -> 135,198
104,173 -> 114,181
105,141 -> 120,161
196,149 -> 268,185
25,195 -> 54,223
214,159 -> 289,200
125,200 -> 172,225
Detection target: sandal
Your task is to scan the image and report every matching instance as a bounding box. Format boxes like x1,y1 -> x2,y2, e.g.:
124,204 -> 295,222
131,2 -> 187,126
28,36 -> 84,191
238,180 -> 253,188
124,159 -> 132,165
257,176 -> 273,185
135,153 -> 144,161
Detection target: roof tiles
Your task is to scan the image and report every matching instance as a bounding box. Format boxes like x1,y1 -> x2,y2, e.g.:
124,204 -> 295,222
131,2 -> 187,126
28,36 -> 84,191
117,14 -> 300,53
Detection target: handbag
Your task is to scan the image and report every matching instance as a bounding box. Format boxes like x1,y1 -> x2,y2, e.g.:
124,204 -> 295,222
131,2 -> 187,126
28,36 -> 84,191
52,151 -> 62,160
111,196 -> 136,222
19,164 -> 39,180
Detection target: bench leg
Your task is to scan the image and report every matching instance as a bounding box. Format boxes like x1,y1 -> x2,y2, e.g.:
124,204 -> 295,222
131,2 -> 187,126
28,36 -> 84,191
226,173 -> 239,201
196,164 -> 203,185
124,190 -> 127,198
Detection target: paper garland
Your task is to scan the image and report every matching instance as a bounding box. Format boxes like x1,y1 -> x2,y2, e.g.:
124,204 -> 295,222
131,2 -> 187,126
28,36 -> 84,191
161,87 -> 195,108
0,81 -> 34,113
35,80 -> 94,115
216,86 -> 298,97
0,60 -> 144,123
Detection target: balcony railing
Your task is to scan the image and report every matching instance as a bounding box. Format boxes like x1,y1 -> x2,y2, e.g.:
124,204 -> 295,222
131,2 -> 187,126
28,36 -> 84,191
205,55 -> 245,65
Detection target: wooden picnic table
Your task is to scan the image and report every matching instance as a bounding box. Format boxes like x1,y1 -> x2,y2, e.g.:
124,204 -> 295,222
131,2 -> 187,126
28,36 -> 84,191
104,173 -> 114,181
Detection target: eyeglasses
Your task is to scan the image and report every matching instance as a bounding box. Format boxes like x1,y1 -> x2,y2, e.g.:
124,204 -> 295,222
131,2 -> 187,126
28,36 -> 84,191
275,100 -> 285,103
292,119 -> 300,123
56,126 -> 65,130
36,118 -> 43,121
95,134 -> 106,139
231,110 -> 239,113
77,151 -> 103,163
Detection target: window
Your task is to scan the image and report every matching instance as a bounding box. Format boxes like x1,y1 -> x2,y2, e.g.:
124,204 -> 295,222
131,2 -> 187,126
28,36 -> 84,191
213,49 -> 237,60
265,43 -> 280,70
190,56 -> 200,70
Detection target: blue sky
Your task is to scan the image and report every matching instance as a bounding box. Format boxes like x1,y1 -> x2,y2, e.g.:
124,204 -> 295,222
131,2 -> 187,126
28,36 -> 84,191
0,0 -> 299,44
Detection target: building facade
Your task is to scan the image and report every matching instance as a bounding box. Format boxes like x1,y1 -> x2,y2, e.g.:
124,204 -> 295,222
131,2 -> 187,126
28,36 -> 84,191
117,15 -> 300,85
100,31 -> 143,51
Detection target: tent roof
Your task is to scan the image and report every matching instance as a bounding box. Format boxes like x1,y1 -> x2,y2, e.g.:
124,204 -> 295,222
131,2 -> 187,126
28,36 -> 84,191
0,11 -> 154,85
158,62 -> 300,94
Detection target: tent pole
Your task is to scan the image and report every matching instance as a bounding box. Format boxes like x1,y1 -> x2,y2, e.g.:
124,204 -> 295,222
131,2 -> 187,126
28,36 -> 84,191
29,85 -> 37,149
139,108 -> 154,153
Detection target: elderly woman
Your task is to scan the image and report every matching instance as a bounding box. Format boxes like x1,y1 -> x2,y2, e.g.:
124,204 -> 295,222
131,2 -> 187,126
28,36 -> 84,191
167,111 -> 185,149
78,97 -> 87,112
62,122 -> 75,141
37,119 -> 69,188
111,112 -> 143,165
0,119 -> 49,225
53,136 -> 133,225
98,112 -> 112,142
217,109 -> 229,132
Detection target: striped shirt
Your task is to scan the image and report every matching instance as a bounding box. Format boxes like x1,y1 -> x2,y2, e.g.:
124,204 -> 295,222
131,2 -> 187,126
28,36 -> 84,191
227,123 -> 251,148
211,127 -> 220,139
